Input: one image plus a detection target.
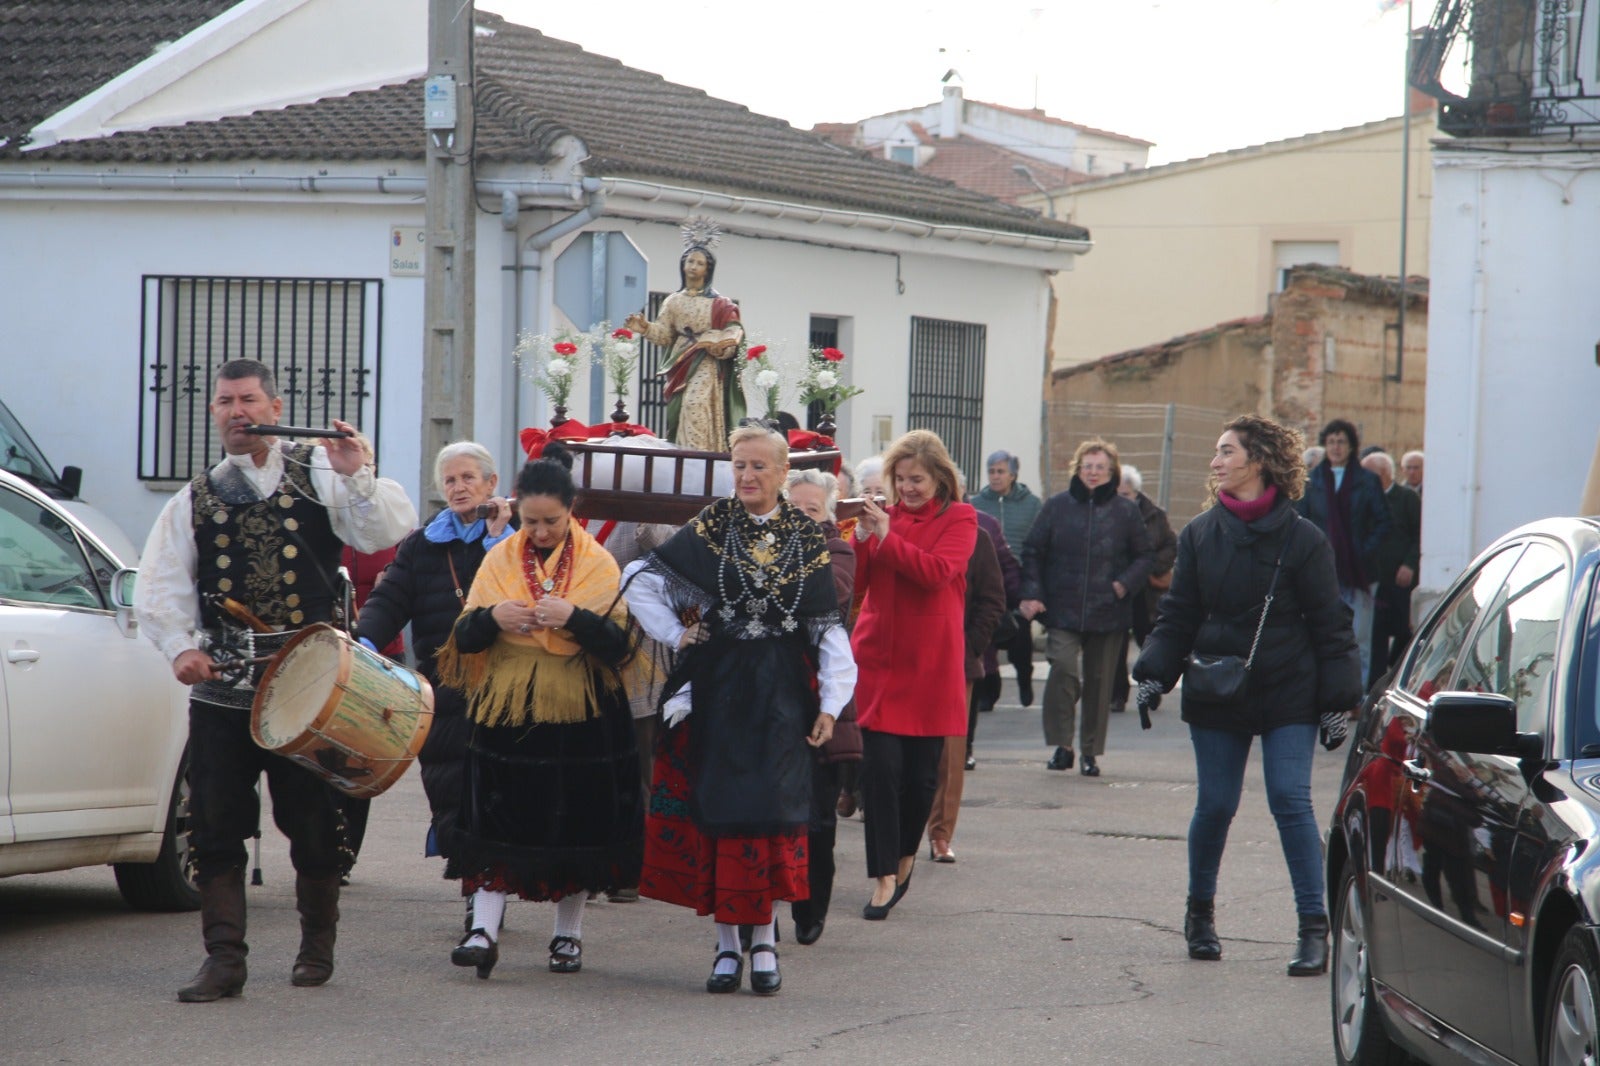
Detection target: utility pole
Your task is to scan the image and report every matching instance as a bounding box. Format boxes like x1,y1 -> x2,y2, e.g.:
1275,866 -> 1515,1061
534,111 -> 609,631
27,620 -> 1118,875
421,0 -> 476,508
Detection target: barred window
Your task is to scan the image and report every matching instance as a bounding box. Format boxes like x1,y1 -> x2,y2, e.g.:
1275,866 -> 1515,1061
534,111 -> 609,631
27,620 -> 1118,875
635,291 -> 669,437
907,316 -> 987,485
138,276 -> 383,481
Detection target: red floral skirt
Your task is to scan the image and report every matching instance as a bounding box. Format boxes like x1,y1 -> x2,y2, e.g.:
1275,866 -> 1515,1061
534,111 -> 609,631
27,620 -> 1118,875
640,722 -> 808,925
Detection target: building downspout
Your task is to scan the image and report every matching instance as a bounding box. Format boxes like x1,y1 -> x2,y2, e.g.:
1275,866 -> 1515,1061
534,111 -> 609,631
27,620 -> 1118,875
504,176 -> 606,457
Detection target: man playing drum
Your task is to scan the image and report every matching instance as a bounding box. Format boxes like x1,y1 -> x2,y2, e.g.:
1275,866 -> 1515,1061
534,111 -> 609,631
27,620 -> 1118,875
136,358 -> 415,1002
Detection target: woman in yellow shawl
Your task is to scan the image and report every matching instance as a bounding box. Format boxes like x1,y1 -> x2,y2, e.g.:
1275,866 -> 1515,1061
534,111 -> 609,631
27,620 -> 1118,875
436,442 -> 642,980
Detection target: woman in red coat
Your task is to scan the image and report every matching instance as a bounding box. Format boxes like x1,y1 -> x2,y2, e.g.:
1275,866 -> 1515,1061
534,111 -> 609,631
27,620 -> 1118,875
852,430 -> 977,919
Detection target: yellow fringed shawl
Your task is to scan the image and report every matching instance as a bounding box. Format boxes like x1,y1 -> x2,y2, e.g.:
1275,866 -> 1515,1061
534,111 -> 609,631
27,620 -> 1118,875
435,519 -> 627,727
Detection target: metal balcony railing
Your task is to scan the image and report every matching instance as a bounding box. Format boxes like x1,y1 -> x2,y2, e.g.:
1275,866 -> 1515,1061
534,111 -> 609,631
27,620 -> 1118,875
1412,0 -> 1600,137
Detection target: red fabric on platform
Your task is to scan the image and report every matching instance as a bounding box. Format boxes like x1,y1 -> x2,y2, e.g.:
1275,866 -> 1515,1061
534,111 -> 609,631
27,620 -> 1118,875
640,722 -> 808,925
520,420 -> 592,459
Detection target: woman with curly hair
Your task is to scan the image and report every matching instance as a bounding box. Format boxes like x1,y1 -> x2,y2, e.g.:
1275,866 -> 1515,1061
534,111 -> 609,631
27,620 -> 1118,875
1132,414 -> 1361,976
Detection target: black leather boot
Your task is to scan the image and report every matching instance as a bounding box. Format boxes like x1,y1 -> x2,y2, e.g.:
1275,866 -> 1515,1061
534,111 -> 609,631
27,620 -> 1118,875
1287,912 -> 1330,976
177,868 -> 249,1002
1184,896 -> 1221,961
290,873 -> 340,987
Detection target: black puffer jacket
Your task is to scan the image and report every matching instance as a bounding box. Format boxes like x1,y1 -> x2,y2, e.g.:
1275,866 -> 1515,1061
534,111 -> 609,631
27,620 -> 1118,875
1019,476 -> 1154,633
357,518 -> 495,851
1132,496 -> 1362,734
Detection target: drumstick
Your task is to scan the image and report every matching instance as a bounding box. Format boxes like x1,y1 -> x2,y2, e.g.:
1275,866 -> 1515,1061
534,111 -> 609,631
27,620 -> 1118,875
217,596 -> 274,633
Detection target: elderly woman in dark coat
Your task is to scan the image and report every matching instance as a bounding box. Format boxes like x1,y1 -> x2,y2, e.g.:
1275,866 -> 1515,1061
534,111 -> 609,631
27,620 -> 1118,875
1133,414 -> 1361,977
1019,439 -> 1154,777
356,441 -> 512,932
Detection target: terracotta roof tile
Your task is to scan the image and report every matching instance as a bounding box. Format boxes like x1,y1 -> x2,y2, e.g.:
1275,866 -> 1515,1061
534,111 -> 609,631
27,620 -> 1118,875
6,8 -> 1086,241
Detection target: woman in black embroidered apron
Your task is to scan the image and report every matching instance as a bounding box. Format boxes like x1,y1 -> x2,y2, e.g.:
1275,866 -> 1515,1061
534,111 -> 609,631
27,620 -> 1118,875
1133,415 -> 1361,975
623,422 -> 855,995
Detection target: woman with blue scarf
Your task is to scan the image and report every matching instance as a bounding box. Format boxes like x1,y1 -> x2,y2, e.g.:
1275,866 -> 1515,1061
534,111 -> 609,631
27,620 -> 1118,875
356,442 -> 513,931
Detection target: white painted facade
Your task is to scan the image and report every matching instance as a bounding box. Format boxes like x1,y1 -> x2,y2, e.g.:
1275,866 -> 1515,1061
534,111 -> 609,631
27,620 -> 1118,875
855,86 -> 1150,176
1419,144 -> 1600,598
0,174 -> 1064,548
0,4 -> 1077,550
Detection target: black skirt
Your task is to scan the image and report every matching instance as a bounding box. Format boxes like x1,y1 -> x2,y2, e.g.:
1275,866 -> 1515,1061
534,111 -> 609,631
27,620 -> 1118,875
449,684 -> 643,899
681,634 -> 818,836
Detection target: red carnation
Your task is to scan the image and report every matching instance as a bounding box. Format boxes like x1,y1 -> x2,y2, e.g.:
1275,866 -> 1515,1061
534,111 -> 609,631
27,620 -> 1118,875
553,342 -> 578,355
821,347 -> 845,362
746,344 -> 768,361
611,328 -> 634,340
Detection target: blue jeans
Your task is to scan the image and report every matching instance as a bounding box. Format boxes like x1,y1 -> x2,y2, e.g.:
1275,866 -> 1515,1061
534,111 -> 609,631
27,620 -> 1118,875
1188,722 -> 1324,916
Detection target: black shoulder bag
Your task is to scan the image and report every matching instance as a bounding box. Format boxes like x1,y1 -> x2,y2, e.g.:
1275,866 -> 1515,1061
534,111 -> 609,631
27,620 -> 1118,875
1183,522 -> 1297,703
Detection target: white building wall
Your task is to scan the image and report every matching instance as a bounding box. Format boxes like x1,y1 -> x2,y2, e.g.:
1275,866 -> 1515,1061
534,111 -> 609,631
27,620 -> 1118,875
1,185 -> 1061,550
0,190 -> 428,547
1421,149 -> 1600,598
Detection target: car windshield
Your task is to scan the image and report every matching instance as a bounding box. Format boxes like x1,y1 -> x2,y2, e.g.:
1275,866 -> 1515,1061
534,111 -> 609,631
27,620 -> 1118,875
0,398 -> 66,496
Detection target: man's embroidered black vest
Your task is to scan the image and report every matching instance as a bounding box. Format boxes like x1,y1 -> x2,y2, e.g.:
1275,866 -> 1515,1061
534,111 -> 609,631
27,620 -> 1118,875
190,443 -> 343,631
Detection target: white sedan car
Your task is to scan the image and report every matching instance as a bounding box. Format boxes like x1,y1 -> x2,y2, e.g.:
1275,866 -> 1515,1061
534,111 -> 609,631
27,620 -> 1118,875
0,469 -> 197,909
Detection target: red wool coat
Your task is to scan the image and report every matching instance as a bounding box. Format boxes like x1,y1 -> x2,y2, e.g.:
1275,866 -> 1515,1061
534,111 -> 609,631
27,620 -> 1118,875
851,499 -> 977,737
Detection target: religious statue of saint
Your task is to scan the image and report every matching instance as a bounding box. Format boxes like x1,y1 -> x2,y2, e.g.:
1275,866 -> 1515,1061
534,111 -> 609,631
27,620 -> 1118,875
625,222 -> 745,451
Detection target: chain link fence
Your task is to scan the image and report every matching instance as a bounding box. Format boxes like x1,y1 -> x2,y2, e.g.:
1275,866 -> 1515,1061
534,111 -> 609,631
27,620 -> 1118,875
1048,401 -> 1234,530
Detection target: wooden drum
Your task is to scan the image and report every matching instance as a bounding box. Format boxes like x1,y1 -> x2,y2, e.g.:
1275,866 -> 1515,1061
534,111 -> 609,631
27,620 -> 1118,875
251,623 -> 434,799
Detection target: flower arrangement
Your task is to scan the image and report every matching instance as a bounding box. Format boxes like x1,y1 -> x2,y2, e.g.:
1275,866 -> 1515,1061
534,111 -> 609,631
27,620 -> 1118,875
593,322 -> 639,402
798,346 -> 864,414
514,330 -> 588,410
738,342 -> 784,421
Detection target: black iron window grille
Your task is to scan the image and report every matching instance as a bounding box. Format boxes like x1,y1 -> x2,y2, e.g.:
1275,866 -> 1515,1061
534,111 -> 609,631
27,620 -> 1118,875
139,276 -> 383,481
907,316 -> 987,486
635,291 -> 669,436
1413,0 -> 1600,136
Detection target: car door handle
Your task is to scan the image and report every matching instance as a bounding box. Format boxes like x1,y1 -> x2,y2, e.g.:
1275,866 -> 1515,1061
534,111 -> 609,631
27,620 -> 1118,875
1402,758 -> 1431,783
6,649 -> 40,664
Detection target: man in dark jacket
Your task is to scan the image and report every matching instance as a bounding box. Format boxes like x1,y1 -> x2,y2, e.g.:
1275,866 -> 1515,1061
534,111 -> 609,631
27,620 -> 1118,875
1361,451 -> 1420,687
1294,419 -> 1390,686
1019,439 -> 1154,777
972,449 -> 1044,706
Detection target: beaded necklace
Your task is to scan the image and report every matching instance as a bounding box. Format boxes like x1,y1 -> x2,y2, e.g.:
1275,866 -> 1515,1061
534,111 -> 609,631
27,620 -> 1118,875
522,534 -> 574,600
715,510 -> 808,637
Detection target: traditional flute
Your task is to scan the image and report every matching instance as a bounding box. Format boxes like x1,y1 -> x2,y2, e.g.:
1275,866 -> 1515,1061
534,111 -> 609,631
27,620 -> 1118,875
241,424 -> 353,439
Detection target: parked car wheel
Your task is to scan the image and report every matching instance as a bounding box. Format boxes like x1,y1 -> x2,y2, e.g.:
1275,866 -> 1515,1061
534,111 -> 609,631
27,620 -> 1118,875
112,752 -> 199,912
1545,926 -> 1600,1066
1332,867 -> 1408,1065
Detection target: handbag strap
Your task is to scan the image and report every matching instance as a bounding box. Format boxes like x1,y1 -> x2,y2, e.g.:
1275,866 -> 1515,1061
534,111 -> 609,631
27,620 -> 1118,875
1242,519 -> 1299,670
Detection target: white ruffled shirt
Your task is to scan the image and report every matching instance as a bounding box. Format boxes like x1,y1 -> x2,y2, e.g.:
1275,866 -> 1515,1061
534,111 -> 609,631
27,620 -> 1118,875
622,505 -> 856,726
135,443 -> 417,664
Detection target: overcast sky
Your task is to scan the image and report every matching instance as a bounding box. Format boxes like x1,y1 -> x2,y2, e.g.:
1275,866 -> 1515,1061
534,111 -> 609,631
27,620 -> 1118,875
479,0 -> 1417,166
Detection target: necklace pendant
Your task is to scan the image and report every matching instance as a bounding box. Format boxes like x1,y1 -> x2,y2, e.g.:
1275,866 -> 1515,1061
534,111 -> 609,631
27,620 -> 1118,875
763,532 -> 776,545
541,578 -> 555,592
719,605 -> 736,622
782,617 -> 798,632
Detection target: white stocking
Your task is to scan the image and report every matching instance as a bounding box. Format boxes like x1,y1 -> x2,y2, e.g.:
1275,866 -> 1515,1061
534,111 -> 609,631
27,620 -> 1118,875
552,894 -> 585,954
465,889 -> 506,948
749,919 -> 778,973
714,922 -> 742,975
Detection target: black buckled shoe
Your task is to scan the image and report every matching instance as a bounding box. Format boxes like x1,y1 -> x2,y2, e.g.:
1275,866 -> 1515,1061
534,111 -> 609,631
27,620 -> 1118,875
548,935 -> 582,974
1080,755 -> 1100,777
706,950 -> 743,993
748,944 -> 781,995
1046,747 -> 1074,771
452,929 -> 499,980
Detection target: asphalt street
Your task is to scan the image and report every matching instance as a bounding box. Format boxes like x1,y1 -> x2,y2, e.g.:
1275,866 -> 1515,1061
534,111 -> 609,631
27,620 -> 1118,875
0,665 -> 1349,1066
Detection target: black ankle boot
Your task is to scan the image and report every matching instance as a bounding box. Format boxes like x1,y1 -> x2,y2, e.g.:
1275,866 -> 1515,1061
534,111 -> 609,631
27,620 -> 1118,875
1287,913 -> 1329,976
1184,897 -> 1221,961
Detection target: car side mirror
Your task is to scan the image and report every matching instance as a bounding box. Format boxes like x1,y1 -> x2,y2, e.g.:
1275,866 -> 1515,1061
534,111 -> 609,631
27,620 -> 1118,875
58,465 -> 82,498
1426,691 -> 1536,757
110,567 -> 138,610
